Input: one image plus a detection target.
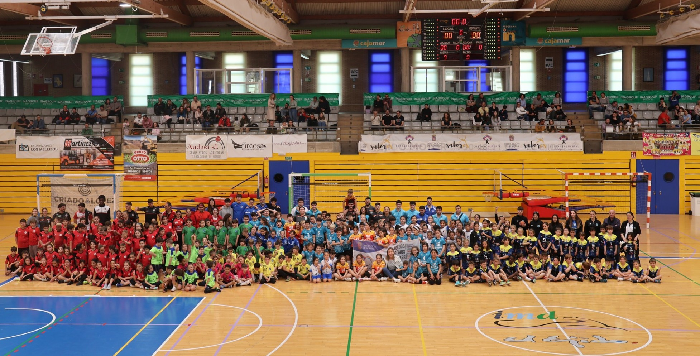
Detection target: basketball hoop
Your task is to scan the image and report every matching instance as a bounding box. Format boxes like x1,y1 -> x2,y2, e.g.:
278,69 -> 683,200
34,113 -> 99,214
483,192 -> 495,202
36,35 -> 53,55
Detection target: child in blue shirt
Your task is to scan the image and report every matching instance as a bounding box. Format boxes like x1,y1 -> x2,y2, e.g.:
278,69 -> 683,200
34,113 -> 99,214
301,222 -> 314,247
426,249 -> 442,285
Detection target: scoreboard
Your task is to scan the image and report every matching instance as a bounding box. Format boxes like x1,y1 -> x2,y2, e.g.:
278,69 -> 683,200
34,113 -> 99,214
422,18 -> 501,61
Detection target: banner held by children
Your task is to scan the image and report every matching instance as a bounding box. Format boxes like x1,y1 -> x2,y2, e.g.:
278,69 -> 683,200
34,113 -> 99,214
60,136 -> 115,170
352,239 -> 421,267
123,135 -> 158,181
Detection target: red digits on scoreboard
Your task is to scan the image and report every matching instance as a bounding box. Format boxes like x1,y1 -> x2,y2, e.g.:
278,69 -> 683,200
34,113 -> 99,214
455,45 -> 460,51
459,29 -> 463,36
465,44 -> 471,50
444,32 -> 453,39
465,54 -> 470,60
478,44 -> 483,50
440,44 -> 447,51
443,54 -> 448,60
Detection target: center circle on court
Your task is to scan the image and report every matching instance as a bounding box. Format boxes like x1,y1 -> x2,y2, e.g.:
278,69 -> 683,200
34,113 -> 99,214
474,306 -> 652,356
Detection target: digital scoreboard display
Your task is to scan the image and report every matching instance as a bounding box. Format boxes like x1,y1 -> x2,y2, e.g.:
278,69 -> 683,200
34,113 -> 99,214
422,18 -> 501,61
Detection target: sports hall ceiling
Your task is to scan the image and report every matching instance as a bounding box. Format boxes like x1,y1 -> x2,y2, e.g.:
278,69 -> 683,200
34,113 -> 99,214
0,0 -> 699,28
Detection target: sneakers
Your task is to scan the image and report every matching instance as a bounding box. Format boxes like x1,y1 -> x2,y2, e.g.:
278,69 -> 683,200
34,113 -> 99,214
517,276 -> 522,281
150,286 -> 158,290
380,277 -> 387,282
455,281 -> 461,287
618,277 -> 624,282
531,278 -> 536,284
499,281 -> 506,286
463,280 -> 470,286
506,280 -> 511,286
602,279 -> 608,283
352,277 -> 357,281
66,281 -> 73,285
393,278 -> 400,283
106,284 -> 111,290
633,280 -> 638,283
422,281 -> 428,284
171,286 -> 176,292
345,278 -> 352,282
654,279 -> 661,283
286,277 -> 291,282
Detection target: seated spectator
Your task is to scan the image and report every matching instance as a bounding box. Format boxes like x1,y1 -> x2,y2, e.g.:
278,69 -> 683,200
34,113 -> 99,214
478,102 -> 489,117
308,114 -> 319,128
132,113 -> 144,129
298,108 -> 311,123
658,97 -> 667,111
214,103 -> 226,122
420,104 -> 432,122
383,94 -> 393,113
488,102 -> 499,118
307,96 -> 319,114
176,106 -> 187,121
97,105 -> 109,124
620,109 -> 631,124
441,113 -> 453,130
281,103 -> 290,119
536,99 -> 549,113
142,115 -> 154,130
564,118 -> 576,132
515,102 -> 527,120
111,96 -> 122,122
81,123 -> 93,136
372,95 -> 383,113
604,100 -> 618,120
29,115 -> 46,130
104,99 -> 116,123
240,114 -> 251,133
535,119 -> 546,133
657,107 -> 672,129
625,116 -> 640,132
162,112 -> 173,128
679,107 -> 692,126
482,110 -> 494,129
85,105 -> 98,124
193,107 -> 203,124
318,96 -> 331,115
153,98 -> 167,116
10,115 -> 28,133
191,96 -> 202,113
517,93 -> 527,108
265,119 -> 277,134
472,112 -> 482,126
476,92 -> 486,108
165,99 -> 177,116
588,91 -> 603,118
599,92 -> 609,111
693,100 -> 700,124
202,105 -> 215,126
232,117 -> 241,132
552,91 -> 563,108
151,123 -> 161,140
466,94 -> 477,113
609,112 -> 621,128
393,111 -> 404,130
546,119 -> 556,133
381,110 -> 394,129
54,105 -> 70,124
669,90 -> 681,109
69,108 -> 81,124
526,103 -> 537,121
181,98 -> 191,114
549,105 -> 566,121
498,105 -> 508,122
601,118 -> 615,133
317,112 -> 328,129
371,111 -> 382,128
218,115 -> 231,128
623,103 -> 637,120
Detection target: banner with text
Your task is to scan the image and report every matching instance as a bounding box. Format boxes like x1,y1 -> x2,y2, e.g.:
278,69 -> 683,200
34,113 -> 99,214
0,95 -> 122,109
16,135 -> 64,159
60,136 -> 115,170
692,133 -> 700,156
273,134 -> 308,154
186,135 -> 227,160
363,91 -> 558,106
359,133 -> 583,153
642,133 -> 691,156
397,21 -> 422,48
352,239 -> 421,267
226,135 -> 273,158
50,176 -> 115,220
147,93 -> 339,108
587,90 -> 700,104
123,135 -> 158,181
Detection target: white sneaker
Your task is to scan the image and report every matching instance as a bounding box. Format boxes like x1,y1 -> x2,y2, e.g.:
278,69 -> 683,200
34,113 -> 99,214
393,278 -> 400,283
106,284 -> 111,290
380,277 -> 387,281
150,286 -> 158,290
345,278 -> 352,282
352,277 -> 357,281
171,286 -> 176,292
618,277 -> 623,282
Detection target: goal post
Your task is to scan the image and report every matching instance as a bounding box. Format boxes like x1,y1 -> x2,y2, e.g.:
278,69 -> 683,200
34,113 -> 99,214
288,173 -> 371,215
564,172 -> 651,228
37,173 -> 125,219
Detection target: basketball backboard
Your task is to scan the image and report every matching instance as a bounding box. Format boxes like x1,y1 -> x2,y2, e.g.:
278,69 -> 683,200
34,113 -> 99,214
21,27 -> 80,56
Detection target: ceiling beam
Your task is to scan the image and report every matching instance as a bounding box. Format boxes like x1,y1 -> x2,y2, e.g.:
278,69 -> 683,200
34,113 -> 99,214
68,4 -> 84,16
174,0 -> 192,17
529,11 -> 625,17
402,0 -> 416,22
624,0 -> 691,20
119,0 -> 193,25
513,0 -> 556,21
270,0 -> 299,23
626,0 -> 643,10
0,3 -> 84,26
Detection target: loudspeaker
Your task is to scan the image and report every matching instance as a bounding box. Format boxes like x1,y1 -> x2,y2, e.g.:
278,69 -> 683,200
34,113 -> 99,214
583,140 -> 603,154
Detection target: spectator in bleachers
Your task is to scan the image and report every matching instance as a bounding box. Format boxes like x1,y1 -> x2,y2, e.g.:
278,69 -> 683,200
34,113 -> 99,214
97,105 -> 109,124
599,92 -> 609,108
298,108 -> 311,123
308,113 -> 318,128
601,117 -> 614,133
240,114 -> 252,133
549,105 -> 566,121
657,97 -> 667,111
29,115 -> 46,130
673,104 -> 683,120
11,115 -> 27,133
371,110 -> 382,129
498,105 -> 508,122
669,91 -> 681,109
620,108 -> 631,123
604,100 -> 617,120
564,118 -> 576,132
526,103 -> 537,121
176,106 -> 187,124
318,96 -> 331,115
588,91 -> 603,118
153,98 -> 166,116
193,107 -> 203,124
317,112 -> 328,129
679,107 -> 692,127
517,93 -> 527,108
552,92 -> 562,108
534,93 -> 543,105
372,95 -> 383,113
69,108 -> 81,124
288,95 -> 298,122
181,98 -> 191,113
218,115 -> 231,129
476,93 -> 486,108
658,108 -> 673,129
381,110 -> 394,130
393,111 -> 404,130
142,115 -> 154,131
165,99 -> 177,116
106,98 -> 122,123
307,96 -> 319,114
191,96 -> 201,113
152,123 -> 161,140
81,123 -> 93,136
478,101 -> 489,117
482,110 -> 494,129
54,105 -> 70,124
383,94 -> 393,113
515,102 -> 527,120
281,103 -> 290,119
267,93 -> 276,122
535,119 -> 546,133
546,119 -> 556,133
472,112 -> 482,126
85,105 -> 98,124
441,113 -> 453,130
693,100 -> 700,124
609,112 -> 621,129
133,113 -> 144,130
466,94 -> 477,113
625,116 -> 640,132
536,99 -> 549,113
214,103 -> 226,123
420,104 -> 432,122
265,119 -> 277,134
488,102 -> 499,118
623,103 -> 637,120
233,117 -> 241,132
202,105 -> 215,126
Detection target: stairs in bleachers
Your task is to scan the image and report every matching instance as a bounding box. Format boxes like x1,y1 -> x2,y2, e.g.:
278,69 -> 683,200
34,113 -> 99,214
336,114 -> 363,155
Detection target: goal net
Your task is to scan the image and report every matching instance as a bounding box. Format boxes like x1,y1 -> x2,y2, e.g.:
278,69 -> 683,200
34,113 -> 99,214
564,172 -> 650,228
289,173 -> 371,215
37,174 -> 124,219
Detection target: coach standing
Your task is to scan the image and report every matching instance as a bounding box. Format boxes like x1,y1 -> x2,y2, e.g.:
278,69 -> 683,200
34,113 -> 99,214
94,194 -> 111,225
139,199 -> 160,227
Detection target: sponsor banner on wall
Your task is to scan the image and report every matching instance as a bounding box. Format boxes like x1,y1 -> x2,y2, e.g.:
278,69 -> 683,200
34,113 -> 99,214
352,239 -> 420,268
397,21 -> 422,48
273,134 -> 307,154
50,176 -> 115,219
642,132 -> 690,156
502,20 -> 525,46
587,90 -> 700,104
341,39 -> 397,49
0,95 -> 121,109
363,91 -> 558,106
147,93 -> 340,108
60,136 -> 115,170
524,37 -> 582,46
123,135 -> 158,181
16,135 -> 63,159
226,135 -> 273,158
186,135 -> 227,160
692,133 -> 700,155
359,133 -> 583,153
0,129 -> 15,141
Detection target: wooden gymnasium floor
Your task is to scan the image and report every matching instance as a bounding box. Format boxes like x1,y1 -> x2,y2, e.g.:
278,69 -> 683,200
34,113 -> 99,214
1,214 -> 699,356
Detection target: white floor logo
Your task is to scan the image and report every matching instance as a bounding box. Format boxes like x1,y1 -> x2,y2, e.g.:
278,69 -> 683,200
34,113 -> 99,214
475,306 -> 652,355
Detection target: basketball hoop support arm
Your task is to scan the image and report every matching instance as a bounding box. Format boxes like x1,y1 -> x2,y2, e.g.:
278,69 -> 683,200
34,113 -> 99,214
76,20 -> 113,36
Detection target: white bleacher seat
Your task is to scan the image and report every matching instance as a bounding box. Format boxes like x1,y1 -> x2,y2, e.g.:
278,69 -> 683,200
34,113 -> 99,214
410,105 -> 419,113
448,105 -> 458,113
146,108 -> 155,115
593,112 -> 604,120
537,112 -> 546,121
507,112 -> 517,121
183,123 -> 194,131
459,113 -> 470,121
255,107 -> 264,114
329,114 -> 338,122
298,122 -> 307,129
555,121 -> 565,129
363,122 -> 371,129
500,121 -> 511,130
640,120 -> 651,128
78,108 -> 87,115
0,117 -> 9,125
330,106 -> 339,113
438,105 -> 449,113
0,109 -> 5,116
194,124 -> 203,131
37,109 -> 46,116
506,104 -> 514,111
174,124 -> 184,130
430,105 -> 438,112
246,107 -> 255,114
642,111 -> 654,119
364,114 -> 372,122
50,109 -> 60,116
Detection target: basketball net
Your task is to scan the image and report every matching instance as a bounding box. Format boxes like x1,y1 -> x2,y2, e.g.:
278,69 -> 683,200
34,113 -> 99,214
37,36 -> 53,55
483,192 -> 495,202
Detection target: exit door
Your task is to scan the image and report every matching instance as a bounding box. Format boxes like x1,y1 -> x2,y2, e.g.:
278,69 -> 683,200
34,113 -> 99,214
636,159 -> 680,214
268,160 -> 310,214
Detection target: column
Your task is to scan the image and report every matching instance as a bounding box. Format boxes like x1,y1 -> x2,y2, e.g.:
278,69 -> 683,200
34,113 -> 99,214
81,52 -> 91,96
292,49 -> 302,93
510,47 -> 520,92
400,47 -> 410,92
622,45 -> 633,91
186,51 -> 195,94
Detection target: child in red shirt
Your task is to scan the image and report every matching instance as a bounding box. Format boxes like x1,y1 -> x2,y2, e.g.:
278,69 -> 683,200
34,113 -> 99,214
237,263 -> 253,286
5,247 -> 21,276
92,261 -> 108,288
44,244 -> 57,266
53,221 -> 67,249
56,260 -> 75,284
133,263 -> 146,288
38,225 -> 52,251
15,219 -> 29,256
27,220 -> 39,259
19,257 -> 36,281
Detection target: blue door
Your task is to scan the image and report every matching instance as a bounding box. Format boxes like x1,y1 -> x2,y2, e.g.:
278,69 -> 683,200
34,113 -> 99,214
268,160 -> 309,214
636,159 -> 679,214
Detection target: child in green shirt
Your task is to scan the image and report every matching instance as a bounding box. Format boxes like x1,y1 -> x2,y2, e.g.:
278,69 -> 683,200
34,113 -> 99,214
182,219 -> 196,246
149,237 -> 165,274
203,260 -> 220,293
143,264 -> 161,290
183,263 -> 198,291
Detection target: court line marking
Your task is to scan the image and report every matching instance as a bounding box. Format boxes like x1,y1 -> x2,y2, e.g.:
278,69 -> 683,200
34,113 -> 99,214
112,292 -> 181,356
0,308 -> 55,341
213,284 -> 262,356
639,284 -> 700,329
264,284 -> 298,356
152,297 -> 204,356
160,292 -> 221,355
345,281 -> 358,356
522,281 -> 583,356
158,304 -> 263,352
0,276 -> 16,288
411,284 -> 428,356
639,249 -> 700,287
474,306 -> 653,356
649,228 -> 697,266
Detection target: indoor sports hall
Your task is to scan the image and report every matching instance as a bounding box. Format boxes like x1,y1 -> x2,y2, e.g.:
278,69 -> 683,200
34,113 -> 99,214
1,0 -> 700,355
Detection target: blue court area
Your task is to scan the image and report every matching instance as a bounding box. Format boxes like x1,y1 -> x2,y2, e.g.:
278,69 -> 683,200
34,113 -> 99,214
0,296 -> 202,356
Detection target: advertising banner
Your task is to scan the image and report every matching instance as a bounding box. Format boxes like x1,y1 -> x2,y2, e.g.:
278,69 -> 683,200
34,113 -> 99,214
0,129 -> 15,141
186,135 -> 227,160
147,93 -> 340,108
363,91 -> 558,106
273,134 -> 308,154
397,21 -> 422,48
352,239 -> 421,268
642,133 -> 691,156
587,90 -> 700,104
226,135 -> 273,158
525,37 -> 582,46
123,135 -> 158,181
60,136 -> 115,170
0,95 -> 121,109
16,135 -> 63,159
502,20 -> 526,46
359,133 -> 583,153
341,39 -> 397,49
691,133 -> 700,155
49,176 -> 115,220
